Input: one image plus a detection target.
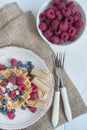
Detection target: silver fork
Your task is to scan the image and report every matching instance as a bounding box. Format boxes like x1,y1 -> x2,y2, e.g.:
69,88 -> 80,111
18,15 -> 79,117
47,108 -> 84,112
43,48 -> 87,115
52,53 -> 72,128
52,53 -> 64,128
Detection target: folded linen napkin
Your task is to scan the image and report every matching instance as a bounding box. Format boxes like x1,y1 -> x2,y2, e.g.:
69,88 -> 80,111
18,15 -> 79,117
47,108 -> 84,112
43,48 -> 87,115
0,3 -> 87,130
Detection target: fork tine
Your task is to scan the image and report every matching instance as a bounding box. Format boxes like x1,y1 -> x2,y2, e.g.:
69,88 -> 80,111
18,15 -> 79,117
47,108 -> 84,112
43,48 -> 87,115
59,53 -> 62,67
53,52 -> 65,69
54,52 -> 65,68
62,52 -> 65,68
56,53 -> 59,67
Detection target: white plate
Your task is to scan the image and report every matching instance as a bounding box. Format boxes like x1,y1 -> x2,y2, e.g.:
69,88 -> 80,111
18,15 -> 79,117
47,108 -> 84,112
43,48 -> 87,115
0,46 -> 54,130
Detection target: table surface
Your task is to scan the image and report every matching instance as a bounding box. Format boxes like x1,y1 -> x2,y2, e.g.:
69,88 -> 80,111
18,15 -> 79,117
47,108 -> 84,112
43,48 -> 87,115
0,0 -> 87,130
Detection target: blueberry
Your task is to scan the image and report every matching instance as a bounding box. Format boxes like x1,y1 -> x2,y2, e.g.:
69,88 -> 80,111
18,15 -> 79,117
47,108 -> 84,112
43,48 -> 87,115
2,110 -> 7,114
17,66 -> 21,70
2,107 -> 7,114
20,92 -> 25,95
18,61 -> 23,65
26,65 -> 31,70
20,64 -> 26,68
22,106 -> 26,110
5,67 -> 8,69
11,109 -> 16,113
1,75 -> 5,80
13,98 -> 17,102
4,79 -> 9,82
31,65 -> 35,69
0,108 -> 2,112
17,94 -> 21,98
2,99 -> 7,105
27,61 -> 32,65
19,98 -> 24,102
24,64 -> 27,68
11,72 -> 16,77
10,66 -> 15,68
5,88 -> 10,93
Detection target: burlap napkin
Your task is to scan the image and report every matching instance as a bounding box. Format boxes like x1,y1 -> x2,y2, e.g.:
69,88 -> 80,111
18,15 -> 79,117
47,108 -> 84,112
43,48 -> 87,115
0,2 -> 87,130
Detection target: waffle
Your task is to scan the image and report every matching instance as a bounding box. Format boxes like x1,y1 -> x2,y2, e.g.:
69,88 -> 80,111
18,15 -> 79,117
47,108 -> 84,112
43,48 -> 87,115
0,68 -> 32,110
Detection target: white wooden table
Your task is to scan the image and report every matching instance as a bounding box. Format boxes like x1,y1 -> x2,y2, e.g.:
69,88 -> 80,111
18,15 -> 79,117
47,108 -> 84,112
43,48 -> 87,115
0,0 -> 87,130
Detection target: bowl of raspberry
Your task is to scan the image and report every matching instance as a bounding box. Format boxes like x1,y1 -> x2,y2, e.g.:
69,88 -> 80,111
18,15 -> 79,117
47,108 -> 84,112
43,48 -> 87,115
37,0 -> 86,45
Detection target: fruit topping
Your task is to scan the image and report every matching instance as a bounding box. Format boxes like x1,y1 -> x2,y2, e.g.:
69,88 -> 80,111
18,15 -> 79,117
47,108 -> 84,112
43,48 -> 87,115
10,58 -> 19,67
9,77 -> 16,85
18,84 -> 26,92
16,77 -> 25,85
7,112 -> 16,120
0,64 -> 6,70
9,91 -> 16,99
29,106 -> 37,113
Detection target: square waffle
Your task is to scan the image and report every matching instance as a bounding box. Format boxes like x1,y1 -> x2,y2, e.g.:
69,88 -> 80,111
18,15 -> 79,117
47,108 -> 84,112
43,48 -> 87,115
0,68 -> 32,110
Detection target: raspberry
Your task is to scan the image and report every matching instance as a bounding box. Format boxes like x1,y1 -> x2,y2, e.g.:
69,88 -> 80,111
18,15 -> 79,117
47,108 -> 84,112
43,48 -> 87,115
76,28 -> 81,35
49,36 -> 59,44
59,21 -> 68,31
7,112 -> 16,120
51,19 -> 59,30
16,77 -> 24,85
0,64 -> 6,70
65,16 -> 74,24
73,12 -> 81,22
67,1 -> 76,14
68,24 -> 72,29
44,30 -> 53,38
68,27 -> 76,36
39,22 -> 47,31
58,38 -> 64,44
0,88 -> 3,96
29,107 -> 37,113
9,91 -> 16,99
62,8 -> 71,17
61,32 -> 69,41
61,0 -> 67,3
54,30 -> 61,36
67,1 -> 76,8
73,15 -> 79,22
9,77 -> 16,85
45,19 -> 51,26
69,35 -> 77,41
32,85 -> 38,93
10,58 -> 19,67
56,10 -> 62,20
18,84 -> 26,92
52,0 -> 60,7
1,82 -> 8,88
39,12 -> 46,21
75,20 -> 83,28
30,92 -> 38,100
49,26 -> 54,31
58,2 -> 66,10
75,11 -> 81,19
46,8 -> 55,19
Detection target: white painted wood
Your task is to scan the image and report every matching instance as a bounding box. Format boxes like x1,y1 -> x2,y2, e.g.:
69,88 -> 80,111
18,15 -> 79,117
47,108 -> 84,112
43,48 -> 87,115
0,0 -> 87,130
65,114 -> 87,130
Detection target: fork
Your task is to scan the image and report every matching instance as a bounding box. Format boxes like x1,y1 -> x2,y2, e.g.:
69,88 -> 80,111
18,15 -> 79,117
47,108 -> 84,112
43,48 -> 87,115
52,53 -> 72,128
52,53 -> 64,127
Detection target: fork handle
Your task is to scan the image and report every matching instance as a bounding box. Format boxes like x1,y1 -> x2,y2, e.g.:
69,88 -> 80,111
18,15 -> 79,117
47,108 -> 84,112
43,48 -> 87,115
61,87 -> 72,121
52,91 -> 60,128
